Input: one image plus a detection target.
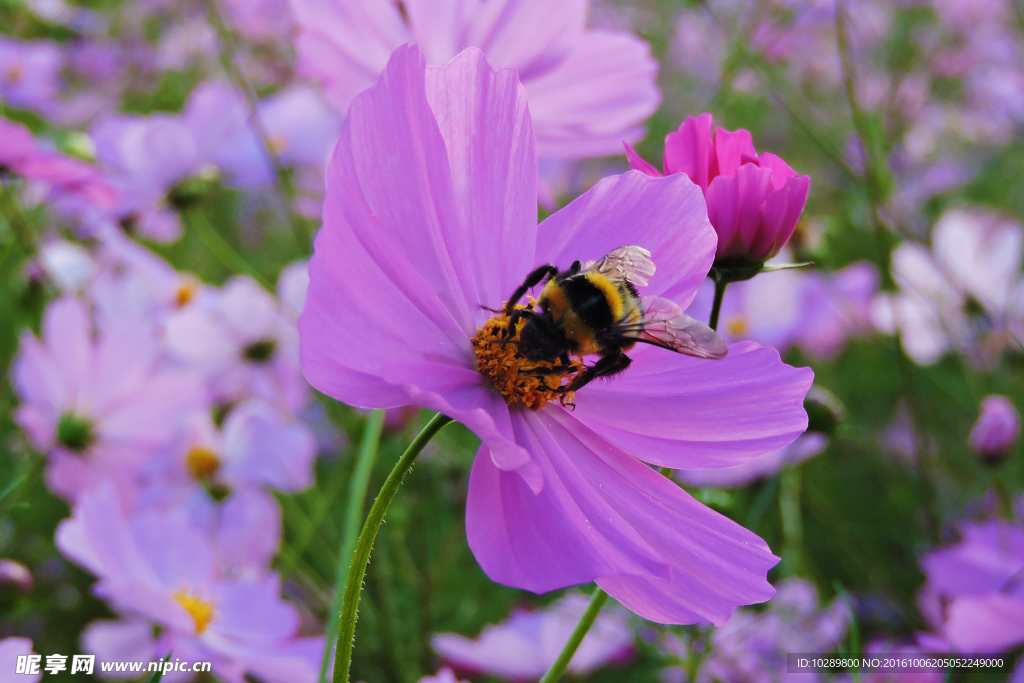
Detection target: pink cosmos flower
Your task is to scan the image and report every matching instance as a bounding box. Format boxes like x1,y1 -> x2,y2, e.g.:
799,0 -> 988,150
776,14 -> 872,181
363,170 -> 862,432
872,208 -> 1024,367
969,395 -> 1020,465
12,297 -> 206,504
0,638 -> 42,682
432,593 -> 633,680
0,36 -> 63,115
626,113 -> 810,266
143,399 -> 316,505
57,485 -> 323,683
0,118 -> 118,209
287,0 -> 659,159
299,46 -> 813,625
919,515 -> 1024,653
165,275 -> 308,414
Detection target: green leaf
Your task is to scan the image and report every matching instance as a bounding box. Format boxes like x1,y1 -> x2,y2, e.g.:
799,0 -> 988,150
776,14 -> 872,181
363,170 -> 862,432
141,653 -> 172,683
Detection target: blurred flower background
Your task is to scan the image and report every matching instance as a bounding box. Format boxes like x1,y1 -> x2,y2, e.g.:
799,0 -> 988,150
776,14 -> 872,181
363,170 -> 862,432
0,0 -> 1023,681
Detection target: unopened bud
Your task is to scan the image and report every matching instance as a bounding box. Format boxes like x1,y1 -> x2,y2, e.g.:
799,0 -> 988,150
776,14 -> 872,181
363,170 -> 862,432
804,385 -> 844,436
0,559 -> 33,594
969,396 -> 1020,467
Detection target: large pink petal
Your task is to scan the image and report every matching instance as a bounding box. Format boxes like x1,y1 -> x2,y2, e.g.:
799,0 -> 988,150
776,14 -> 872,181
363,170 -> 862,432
299,46 -> 482,407
523,30 -> 660,159
466,410 -> 777,624
534,171 -> 716,308
570,342 -> 812,469
424,48 -> 538,313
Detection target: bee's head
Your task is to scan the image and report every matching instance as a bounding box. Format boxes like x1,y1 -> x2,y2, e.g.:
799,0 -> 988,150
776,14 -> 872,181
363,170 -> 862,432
517,313 -> 565,363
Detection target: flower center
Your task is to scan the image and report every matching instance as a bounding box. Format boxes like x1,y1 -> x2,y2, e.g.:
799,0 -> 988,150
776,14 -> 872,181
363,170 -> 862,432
241,338 -> 276,363
472,303 -> 583,411
173,590 -> 215,634
5,64 -> 23,84
175,278 -> 198,308
56,412 -> 94,452
185,445 -> 221,481
726,315 -> 747,337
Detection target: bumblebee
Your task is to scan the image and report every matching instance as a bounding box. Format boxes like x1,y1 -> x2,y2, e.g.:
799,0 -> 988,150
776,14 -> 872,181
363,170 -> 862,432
503,245 -> 727,393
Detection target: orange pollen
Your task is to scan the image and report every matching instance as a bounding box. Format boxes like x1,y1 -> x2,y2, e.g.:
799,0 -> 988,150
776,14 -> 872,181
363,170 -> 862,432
5,65 -> 23,83
185,445 -> 221,481
173,590 -> 215,634
175,279 -> 198,307
471,302 -> 583,411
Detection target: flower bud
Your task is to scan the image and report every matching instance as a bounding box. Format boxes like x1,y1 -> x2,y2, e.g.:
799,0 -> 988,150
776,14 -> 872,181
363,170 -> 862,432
626,113 -> 810,278
0,559 -> 33,594
969,395 -> 1020,466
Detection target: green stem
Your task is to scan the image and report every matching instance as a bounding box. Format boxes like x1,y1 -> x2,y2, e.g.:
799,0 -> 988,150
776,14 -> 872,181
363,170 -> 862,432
708,279 -> 728,332
200,0 -> 306,247
185,207 -> 272,289
319,410 -> 386,683
332,412 -> 452,683
538,586 -> 609,683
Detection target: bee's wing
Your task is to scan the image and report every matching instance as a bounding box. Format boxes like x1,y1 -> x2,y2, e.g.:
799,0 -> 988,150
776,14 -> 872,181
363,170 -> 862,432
628,296 -> 728,359
586,245 -> 656,287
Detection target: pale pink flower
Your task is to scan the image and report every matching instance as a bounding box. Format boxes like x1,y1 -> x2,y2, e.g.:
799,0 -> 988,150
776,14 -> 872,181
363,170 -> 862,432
288,0 -> 660,159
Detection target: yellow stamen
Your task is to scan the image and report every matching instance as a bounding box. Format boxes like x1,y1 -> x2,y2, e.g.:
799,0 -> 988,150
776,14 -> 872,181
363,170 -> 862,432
472,302 -> 583,411
185,445 -> 221,481
726,315 -> 747,337
175,278 -> 198,308
173,590 -> 215,634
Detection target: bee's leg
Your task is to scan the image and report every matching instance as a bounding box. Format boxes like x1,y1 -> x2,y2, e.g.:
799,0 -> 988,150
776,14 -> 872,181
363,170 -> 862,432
504,265 -> 558,315
562,350 -> 632,393
503,307 -> 538,339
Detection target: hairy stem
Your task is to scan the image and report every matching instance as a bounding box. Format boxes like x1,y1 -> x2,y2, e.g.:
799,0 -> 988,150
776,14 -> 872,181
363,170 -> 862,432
332,412 -> 453,683
320,410 -> 386,683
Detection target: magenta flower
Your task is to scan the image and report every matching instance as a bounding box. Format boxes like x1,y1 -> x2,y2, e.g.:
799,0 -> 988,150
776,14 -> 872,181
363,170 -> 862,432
626,113 -> 810,266
300,46 -> 813,625
12,297 -> 206,504
919,516 -> 1024,653
432,593 -> 632,680
57,485 -> 324,683
287,0 -> 659,159
969,395 -> 1020,465
0,118 -> 118,209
